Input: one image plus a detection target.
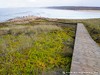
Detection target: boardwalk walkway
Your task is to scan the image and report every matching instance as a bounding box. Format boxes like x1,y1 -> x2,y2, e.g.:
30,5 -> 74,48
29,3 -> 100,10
70,23 -> 100,75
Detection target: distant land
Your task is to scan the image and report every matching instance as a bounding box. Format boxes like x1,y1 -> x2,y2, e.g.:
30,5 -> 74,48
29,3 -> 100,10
46,6 -> 100,10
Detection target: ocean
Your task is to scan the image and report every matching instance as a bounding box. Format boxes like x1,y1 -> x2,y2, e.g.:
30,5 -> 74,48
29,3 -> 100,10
0,7 -> 100,22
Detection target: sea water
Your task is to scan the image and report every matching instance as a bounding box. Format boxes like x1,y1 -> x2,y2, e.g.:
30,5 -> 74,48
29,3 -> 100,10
0,7 -> 100,22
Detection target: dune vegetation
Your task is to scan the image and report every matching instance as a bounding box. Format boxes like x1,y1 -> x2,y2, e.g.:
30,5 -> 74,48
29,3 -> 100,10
1,17 -> 99,75
56,18 -> 100,45
82,19 -> 100,45
0,18 -> 76,75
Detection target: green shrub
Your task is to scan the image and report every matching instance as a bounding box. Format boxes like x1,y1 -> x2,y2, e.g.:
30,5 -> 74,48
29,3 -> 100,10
0,24 -> 75,75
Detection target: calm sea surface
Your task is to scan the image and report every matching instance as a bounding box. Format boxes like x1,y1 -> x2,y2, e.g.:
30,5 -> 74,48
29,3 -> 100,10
0,7 -> 100,22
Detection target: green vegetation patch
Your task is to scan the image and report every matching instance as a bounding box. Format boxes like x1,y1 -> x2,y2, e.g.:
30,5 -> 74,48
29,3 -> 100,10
0,24 -> 75,75
82,19 -> 100,45
55,18 -> 100,46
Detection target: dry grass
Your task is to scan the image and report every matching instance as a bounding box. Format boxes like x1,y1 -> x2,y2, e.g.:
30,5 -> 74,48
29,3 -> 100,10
0,23 -> 75,74
33,25 -> 62,32
0,25 -> 62,35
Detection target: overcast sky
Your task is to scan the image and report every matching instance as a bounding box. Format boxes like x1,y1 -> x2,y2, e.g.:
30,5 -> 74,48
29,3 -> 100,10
0,0 -> 100,8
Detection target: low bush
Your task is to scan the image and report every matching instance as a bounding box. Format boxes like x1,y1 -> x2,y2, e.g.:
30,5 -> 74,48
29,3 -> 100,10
0,24 -> 75,75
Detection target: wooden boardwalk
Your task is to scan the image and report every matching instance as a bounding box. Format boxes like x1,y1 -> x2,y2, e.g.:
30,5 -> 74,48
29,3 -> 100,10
70,23 -> 100,75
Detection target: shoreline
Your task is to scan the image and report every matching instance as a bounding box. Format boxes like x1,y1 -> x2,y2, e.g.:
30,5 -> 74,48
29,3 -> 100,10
75,10 -> 100,12
6,15 -> 100,21
0,15 -> 100,23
